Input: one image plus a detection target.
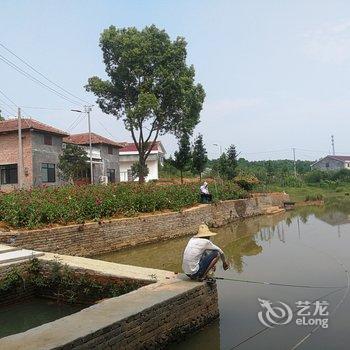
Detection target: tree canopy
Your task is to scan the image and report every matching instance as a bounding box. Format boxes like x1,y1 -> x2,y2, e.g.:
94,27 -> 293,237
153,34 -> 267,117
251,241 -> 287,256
173,133 -> 192,183
192,134 -> 208,180
86,25 -> 205,182
58,144 -> 89,182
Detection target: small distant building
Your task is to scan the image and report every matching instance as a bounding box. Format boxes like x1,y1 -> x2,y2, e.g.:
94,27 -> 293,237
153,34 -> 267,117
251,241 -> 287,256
311,155 -> 350,171
0,118 -> 68,191
64,133 -> 124,183
119,141 -> 166,182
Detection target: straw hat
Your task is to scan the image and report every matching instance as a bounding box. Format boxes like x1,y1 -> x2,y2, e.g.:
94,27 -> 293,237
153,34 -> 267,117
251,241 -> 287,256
194,224 -> 217,238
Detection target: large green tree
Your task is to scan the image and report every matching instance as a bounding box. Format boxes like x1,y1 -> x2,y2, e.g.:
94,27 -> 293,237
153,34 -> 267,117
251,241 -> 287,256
192,134 -> 208,180
58,144 -> 89,182
214,144 -> 238,180
86,25 -> 205,183
173,133 -> 192,183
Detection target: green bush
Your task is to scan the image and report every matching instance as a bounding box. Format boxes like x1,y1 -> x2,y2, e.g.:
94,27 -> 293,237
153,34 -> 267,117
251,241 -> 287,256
0,182 -> 247,229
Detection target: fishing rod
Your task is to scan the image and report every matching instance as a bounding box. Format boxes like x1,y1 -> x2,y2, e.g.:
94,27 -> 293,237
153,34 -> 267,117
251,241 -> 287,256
214,276 -> 346,289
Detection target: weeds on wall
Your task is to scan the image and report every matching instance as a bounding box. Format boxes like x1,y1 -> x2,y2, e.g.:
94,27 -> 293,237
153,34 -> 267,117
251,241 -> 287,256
0,258 -> 144,304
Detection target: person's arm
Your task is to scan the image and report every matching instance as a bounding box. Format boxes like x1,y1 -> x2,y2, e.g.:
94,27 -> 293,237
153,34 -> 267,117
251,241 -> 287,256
205,240 -> 229,270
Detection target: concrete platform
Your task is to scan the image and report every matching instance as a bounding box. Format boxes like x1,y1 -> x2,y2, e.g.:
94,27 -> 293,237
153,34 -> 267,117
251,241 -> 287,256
0,249 -> 44,264
0,245 -> 18,254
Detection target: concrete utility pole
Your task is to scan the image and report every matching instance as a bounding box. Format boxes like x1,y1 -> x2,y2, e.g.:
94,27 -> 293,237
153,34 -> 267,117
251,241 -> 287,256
85,105 -> 94,184
331,135 -> 335,155
17,107 -> 23,189
292,147 -> 297,177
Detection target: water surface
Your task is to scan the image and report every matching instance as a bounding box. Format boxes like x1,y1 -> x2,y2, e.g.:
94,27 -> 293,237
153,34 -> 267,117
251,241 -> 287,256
0,298 -> 84,339
97,205 -> 350,349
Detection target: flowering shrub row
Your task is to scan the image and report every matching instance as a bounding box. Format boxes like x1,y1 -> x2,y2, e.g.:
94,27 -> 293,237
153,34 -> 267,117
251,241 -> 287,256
0,182 -> 247,229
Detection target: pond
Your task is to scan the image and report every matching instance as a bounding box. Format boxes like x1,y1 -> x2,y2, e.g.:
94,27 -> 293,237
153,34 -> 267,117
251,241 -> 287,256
0,297 -> 84,339
96,205 -> 350,350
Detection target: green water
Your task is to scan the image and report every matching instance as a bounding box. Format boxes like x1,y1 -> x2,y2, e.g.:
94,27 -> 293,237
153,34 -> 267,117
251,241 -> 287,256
96,205 -> 350,350
0,298 -> 84,339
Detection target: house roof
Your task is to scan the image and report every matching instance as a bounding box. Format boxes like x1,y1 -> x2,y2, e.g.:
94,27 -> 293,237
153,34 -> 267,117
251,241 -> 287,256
64,133 -> 124,147
311,155 -> 350,167
119,141 -> 165,154
0,118 -> 68,136
327,155 -> 350,162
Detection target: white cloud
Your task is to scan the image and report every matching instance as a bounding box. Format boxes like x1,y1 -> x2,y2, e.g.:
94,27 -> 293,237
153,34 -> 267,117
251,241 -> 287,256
304,20 -> 350,64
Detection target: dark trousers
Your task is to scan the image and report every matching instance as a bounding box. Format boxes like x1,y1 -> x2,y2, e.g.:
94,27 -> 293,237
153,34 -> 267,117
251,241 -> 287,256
200,193 -> 213,203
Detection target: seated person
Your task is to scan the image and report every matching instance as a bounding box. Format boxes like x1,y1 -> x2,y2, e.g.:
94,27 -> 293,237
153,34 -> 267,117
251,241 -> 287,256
182,224 -> 229,281
200,181 -> 212,203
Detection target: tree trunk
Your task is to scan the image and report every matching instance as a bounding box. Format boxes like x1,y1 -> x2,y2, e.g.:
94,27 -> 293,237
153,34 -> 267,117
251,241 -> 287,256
180,170 -> 183,184
199,172 -> 202,181
138,154 -> 146,184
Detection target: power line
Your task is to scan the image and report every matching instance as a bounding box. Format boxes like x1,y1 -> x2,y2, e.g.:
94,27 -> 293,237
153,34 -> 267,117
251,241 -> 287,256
0,54 -> 81,105
0,88 -> 17,106
19,106 -> 72,111
0,42 -> 90,105
0,97 -> 17,113
66,114 -> 85,133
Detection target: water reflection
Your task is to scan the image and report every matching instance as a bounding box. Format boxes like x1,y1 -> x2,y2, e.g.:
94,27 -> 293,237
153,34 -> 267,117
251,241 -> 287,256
95,204 -> 350,350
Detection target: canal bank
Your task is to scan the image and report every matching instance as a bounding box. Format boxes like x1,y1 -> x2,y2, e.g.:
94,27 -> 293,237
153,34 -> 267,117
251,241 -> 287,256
0,192 -> 289,257
0,249 -> 218,349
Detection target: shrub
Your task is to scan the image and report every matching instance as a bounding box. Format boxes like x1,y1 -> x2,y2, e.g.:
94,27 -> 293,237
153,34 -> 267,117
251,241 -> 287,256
234,174 -> 259,191
0,182 -> 247,229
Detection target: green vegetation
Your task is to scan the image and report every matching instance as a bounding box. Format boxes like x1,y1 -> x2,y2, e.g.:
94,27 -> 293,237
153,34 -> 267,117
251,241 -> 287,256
0,182 -> 247,229
0,258 -> 143,304
191,134 -> 208,180
58,144 -> 89,182
86,25 -> 205,183
173,133 -> 192,183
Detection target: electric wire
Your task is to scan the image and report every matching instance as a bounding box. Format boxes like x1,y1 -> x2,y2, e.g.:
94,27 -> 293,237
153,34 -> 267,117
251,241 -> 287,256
0,42 -> 90,105
0,54 -> 81,105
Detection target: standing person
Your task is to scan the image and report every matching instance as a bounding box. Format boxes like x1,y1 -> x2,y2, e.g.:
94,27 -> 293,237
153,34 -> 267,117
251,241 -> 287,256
182,224 -> 229,281
200,181 -> 212,203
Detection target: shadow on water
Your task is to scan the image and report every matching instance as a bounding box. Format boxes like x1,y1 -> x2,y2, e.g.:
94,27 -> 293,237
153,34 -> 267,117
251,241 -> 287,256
96,202 -> 350,350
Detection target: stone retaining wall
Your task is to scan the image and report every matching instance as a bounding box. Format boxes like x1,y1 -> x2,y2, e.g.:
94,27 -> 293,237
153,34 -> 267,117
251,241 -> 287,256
0,193 -> 288,257
0,254 -> 218,350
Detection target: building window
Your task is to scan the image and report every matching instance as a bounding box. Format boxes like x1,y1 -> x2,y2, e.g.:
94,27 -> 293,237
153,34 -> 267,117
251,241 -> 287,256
44,134 -> 53,146
107,145 -> 113,155
325,163 -> 329,168
107,169 -> 116,183
41,163 -> 56,183
0,164 -> 18,184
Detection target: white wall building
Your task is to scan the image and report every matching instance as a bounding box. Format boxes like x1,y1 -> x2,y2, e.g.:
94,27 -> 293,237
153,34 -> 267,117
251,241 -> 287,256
119,141 -> 166,182
311,155 -> 350,171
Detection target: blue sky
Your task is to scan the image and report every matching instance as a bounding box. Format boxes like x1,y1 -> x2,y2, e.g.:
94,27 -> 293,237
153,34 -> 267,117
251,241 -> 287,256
1,0 -> 350,160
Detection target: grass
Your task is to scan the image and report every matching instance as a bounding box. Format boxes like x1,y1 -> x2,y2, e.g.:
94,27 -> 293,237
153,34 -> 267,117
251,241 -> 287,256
259,184 -> 350,202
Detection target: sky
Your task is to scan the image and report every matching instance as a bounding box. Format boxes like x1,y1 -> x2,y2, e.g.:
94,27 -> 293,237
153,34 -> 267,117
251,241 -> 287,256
1,0 -> 350,160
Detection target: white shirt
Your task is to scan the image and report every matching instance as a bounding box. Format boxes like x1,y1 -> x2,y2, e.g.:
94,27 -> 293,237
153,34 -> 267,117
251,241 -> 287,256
200,185 -> 209,195
182,237 -> 224,275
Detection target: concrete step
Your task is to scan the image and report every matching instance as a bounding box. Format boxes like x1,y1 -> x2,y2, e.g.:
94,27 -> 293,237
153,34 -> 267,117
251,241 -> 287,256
263,206 -> 285,215
0,249 -> 44,264
0,245 -> 20,254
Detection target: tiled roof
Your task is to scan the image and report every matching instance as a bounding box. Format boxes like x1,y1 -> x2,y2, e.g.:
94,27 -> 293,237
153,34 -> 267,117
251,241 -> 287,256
327,155 -> 350,162
119,141 -> 162,153
64,133 -> 124,147
0,118 -> 68,136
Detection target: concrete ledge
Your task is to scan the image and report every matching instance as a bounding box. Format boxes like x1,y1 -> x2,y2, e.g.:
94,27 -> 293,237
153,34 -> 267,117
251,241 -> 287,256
0,252 -> 218,350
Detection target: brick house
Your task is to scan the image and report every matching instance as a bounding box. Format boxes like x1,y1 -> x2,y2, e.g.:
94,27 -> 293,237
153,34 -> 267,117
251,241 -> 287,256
0,118 -> 68,191
63,133 -> 124,183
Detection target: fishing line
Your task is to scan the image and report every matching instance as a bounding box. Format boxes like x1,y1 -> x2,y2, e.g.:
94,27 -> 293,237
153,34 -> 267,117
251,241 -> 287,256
228,286 -> 346,350
288,244 -> 350,350
214,276 -> 345,289
223,222 -> 350,349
